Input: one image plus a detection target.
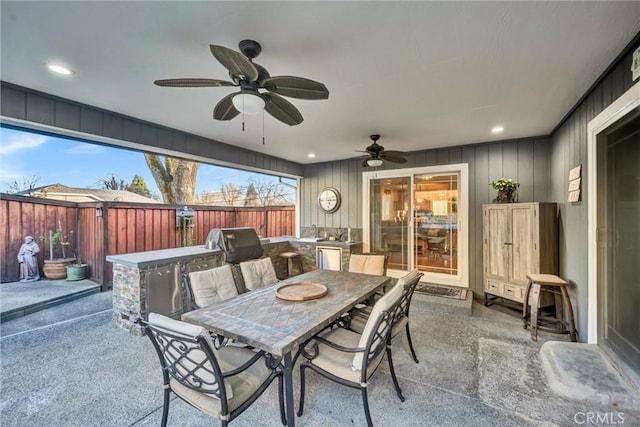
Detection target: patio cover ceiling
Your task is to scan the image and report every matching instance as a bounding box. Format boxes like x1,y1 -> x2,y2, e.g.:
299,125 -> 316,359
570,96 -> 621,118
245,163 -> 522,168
1,1 -> 639,164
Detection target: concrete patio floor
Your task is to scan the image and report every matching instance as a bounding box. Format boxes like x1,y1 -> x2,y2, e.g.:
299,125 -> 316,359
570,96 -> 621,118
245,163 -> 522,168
1,283 -> 639,427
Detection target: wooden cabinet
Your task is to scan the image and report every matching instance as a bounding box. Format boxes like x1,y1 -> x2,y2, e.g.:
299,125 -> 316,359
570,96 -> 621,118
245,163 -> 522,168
483,203 -> 558,304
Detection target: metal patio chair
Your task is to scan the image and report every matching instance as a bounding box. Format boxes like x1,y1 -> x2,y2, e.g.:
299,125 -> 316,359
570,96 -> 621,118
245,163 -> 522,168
137,313 -> 286,427
297,282 -> 404,427
348,269 -> 424,364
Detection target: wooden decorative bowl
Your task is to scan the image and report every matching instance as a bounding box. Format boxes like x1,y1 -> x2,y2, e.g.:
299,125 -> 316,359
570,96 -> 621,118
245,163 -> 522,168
276,282 -> 328,301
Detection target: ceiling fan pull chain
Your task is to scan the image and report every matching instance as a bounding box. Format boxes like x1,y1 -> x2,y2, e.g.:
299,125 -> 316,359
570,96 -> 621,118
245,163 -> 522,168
241,89 -> 246,131
262,109 -> 265,145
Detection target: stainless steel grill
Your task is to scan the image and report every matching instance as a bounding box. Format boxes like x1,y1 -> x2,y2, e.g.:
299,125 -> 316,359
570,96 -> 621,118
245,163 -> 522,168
205,227 -> 264,264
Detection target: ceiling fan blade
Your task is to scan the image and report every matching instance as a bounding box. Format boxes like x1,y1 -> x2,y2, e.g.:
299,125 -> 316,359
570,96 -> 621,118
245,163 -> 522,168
381,150 -> 408,157
213,93 -> 240,121
262,76 -> 329,100
154,78 -> 235,87
381,155 -> 408,164
210,44 -> 258,81
253,63 -> 271,84
263,93 -> 304,126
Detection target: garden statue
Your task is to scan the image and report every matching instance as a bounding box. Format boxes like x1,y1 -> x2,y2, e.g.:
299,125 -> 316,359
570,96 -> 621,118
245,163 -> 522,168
18,236 -> 40,282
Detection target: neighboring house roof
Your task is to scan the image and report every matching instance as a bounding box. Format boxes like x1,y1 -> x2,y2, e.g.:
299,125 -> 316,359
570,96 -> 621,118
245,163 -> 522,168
17,184 -> 160,203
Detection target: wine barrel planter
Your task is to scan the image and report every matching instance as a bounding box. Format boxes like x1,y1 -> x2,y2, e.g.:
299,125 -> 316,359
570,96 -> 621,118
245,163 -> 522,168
66,264 -> 88,281
43,259 -> 74,280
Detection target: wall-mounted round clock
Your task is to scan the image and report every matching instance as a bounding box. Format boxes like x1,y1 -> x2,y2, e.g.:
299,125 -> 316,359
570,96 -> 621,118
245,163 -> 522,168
318,187 -> 341,213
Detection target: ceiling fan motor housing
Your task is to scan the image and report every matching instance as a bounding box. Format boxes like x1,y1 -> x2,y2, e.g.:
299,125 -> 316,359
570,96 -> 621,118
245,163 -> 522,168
239,39 -> 262,59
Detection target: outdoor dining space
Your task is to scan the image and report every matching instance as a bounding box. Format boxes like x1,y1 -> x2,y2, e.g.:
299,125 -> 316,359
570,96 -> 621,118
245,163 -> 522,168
4,278 -> 639,427
3,221 -> 640,427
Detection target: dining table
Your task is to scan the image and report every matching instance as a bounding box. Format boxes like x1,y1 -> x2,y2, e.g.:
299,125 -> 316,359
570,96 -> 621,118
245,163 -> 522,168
181,268 -> 391,427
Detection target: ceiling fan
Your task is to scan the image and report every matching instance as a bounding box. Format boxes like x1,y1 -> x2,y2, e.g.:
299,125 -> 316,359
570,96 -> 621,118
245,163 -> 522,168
358,135 -> 408,167
154,39 -> 329,126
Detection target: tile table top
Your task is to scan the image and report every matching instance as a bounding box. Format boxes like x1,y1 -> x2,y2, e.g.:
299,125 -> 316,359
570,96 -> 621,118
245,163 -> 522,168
182,269 -> 390,356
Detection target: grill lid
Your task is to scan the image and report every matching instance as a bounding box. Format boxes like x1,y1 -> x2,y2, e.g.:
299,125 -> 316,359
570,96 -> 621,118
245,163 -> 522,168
205,227 -> 264,264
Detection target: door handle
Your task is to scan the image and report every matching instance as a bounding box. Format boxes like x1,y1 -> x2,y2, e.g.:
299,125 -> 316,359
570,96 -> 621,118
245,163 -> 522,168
504,242 -> 513,245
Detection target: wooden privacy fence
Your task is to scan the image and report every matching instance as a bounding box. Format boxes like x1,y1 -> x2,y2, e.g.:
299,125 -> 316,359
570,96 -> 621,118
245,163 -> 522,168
1,193 -> 295,287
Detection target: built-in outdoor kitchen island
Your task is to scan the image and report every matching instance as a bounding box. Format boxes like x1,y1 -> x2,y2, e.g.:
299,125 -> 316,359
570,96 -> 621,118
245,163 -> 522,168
107,232 -> 362,334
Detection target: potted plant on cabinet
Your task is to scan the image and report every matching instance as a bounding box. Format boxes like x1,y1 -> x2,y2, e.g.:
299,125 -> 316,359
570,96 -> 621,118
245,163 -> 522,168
489,178 -> 519,203
40,223 -> 75,280
66,252 -> 88,281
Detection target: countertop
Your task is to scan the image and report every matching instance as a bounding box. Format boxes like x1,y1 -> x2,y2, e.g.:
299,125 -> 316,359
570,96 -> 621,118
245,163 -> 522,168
107,238 -> 362,268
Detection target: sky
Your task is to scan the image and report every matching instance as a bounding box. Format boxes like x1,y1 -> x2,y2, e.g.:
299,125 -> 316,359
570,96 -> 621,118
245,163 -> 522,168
0,126 -> 296,201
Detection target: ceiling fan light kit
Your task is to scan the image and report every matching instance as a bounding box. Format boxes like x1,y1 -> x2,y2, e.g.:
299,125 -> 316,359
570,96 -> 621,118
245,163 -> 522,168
359,134 -> 408,168
232,92 -> 265,114
154,39 -> 329,127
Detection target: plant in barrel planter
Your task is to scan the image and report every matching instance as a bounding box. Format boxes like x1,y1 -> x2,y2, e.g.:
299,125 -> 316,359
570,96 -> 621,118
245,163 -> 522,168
40,224 -> 75,280
66,252 -> 88,281
489,178 -> 519,203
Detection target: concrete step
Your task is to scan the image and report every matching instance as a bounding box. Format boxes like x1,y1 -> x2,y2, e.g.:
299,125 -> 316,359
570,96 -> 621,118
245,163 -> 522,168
540,341 -> 640,411
0,279 -> 101,322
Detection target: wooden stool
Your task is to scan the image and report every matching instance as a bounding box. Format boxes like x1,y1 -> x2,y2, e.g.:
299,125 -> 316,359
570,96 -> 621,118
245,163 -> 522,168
523,274 -> 577,342
279,252 -> 303,278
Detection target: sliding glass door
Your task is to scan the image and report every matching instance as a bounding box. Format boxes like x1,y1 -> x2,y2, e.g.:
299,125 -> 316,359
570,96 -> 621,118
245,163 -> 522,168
363,164 -> 468,287
413,173 -> 458,277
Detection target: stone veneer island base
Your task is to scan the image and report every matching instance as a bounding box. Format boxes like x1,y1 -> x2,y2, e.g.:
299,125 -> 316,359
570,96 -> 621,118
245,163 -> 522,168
107,238 -> 361,334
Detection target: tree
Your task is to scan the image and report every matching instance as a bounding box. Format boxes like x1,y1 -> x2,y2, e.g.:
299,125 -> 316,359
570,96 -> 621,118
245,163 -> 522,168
128,174 -> 152,198
244,183 -> 258,206
97,174 -> 153,199
144,154 -> 199,204
248,177 -> 293,206
6,174 -> 40,193
98,174 -> 128,190
219,183 -> 244,206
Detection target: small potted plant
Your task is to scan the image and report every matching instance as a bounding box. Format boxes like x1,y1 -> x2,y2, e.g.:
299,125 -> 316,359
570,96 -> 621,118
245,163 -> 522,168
489,178 -> 519,203
40,222 -> 75,279
66,251 -> 88,281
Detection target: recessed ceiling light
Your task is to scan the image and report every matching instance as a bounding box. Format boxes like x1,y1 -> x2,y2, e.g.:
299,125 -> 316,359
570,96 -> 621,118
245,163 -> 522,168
491,126 -> 504,134
307,153 -> 316,158
46,63 -> 74,76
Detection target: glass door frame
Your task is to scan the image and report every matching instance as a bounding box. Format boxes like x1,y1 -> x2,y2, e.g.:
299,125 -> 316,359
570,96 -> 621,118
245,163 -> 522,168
362,163 -> 469,288
587,81 -> 639,344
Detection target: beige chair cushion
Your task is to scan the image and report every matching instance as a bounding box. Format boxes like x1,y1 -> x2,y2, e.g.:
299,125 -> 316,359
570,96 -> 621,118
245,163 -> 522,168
309,327 -> 384,384
239,258 -> 278,291
348,254 -> 385,276
188,265 -> 238,307
352,280 -> 403,370
170,345 -> 272,418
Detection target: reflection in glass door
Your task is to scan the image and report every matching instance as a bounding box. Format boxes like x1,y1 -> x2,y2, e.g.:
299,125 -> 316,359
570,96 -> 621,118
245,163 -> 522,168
413,174 -> 458,276
369,177 -> 410,270
364,164 -> 468,287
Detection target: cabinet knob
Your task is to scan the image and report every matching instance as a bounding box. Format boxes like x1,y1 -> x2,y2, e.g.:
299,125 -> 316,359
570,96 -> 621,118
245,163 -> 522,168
504,242 -> 513,245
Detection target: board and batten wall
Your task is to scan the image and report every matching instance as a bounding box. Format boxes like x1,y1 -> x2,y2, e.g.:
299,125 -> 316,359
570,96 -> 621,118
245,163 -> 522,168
0,82 -> 303,179
302,137 -> 552,295
549,35 -> 640,340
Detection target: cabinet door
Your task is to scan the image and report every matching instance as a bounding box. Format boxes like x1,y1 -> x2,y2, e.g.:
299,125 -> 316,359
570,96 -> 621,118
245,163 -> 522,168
484,205 -> 509,282
509,204 -> 538,285
145,264 -> 183,318
317,247 -> 342,271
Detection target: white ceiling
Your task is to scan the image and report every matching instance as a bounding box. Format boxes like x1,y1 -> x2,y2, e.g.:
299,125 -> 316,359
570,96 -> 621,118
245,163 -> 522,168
2,2 -> 639,165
